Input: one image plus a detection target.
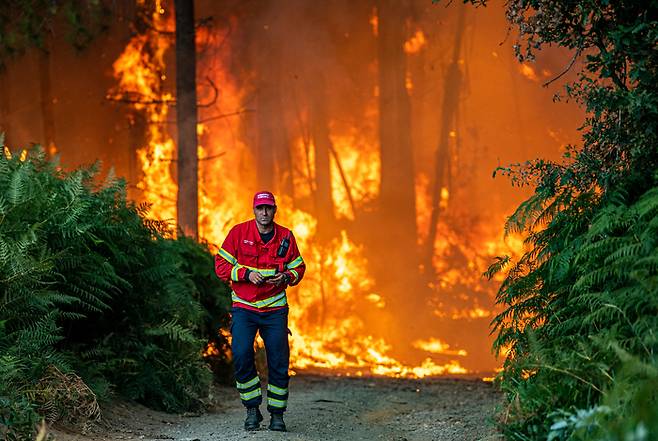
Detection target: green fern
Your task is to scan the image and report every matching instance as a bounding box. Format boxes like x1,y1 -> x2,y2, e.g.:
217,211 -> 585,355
0,144 -> 232,436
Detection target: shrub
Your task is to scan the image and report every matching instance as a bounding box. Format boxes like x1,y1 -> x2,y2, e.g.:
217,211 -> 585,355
0,145 -> 231,437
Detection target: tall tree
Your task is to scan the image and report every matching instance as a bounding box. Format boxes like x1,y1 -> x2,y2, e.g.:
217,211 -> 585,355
248,6 -> 293,197
461,0 -> 658,438
0,69 -> 9,144
38,40 -> 57,156
309,73 -> 336,239
175,0 -> 199,239
255,73 -> 291,194
377,0 -> 417,244
423,5 -> 466,269
375,0 -> 431,336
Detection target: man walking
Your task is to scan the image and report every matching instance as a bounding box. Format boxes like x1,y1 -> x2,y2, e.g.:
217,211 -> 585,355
215,191 -> 305,432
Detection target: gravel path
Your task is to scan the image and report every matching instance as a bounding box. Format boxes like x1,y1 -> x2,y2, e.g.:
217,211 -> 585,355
53,375 -> 501,441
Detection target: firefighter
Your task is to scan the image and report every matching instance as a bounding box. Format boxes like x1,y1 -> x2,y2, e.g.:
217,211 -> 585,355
214,191 -> 306,432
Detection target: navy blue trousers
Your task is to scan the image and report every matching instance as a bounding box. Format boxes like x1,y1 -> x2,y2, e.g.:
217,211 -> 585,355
231,307 -> 290,414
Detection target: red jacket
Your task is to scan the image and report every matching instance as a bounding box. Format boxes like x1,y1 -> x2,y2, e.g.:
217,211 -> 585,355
215,219 -> 306,312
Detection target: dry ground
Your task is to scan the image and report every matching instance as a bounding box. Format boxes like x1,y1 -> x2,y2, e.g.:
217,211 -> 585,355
52,374 -> 501,441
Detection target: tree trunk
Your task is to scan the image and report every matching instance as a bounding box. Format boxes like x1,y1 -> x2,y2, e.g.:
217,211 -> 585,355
38,39 -> 57,157
309,73 -> 336,239
253,34 -> 292,197
0,69 -> 9,145
423,6 -> 466,268
375,0 -> 427,334
175,0 -> 199,239
377,0 -> 417,243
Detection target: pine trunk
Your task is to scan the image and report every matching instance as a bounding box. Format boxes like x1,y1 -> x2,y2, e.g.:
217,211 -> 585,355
310,74 -> 336,239
38,41 -> 57,156
175,0 -> 199,239
377,0 -> 417,242
376,0 -> 427,328
424,6 -> 466,268
0,70 -> 9,144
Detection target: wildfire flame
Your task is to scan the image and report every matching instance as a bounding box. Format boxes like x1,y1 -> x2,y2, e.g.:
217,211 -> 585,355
404,30 -> 426,54
111,3 -> 525,379
519,63 -> 539,82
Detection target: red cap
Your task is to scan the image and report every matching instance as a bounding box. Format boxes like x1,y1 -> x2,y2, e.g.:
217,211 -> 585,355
253,191 -> 276,207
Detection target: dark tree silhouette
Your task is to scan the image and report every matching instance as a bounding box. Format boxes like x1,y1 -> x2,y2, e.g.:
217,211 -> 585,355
175,0 -> 199,239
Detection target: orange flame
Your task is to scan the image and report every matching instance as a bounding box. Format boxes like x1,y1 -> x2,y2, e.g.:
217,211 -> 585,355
111,2 -> 517,379
519,63 -> 539,82
404,30 -> 426,54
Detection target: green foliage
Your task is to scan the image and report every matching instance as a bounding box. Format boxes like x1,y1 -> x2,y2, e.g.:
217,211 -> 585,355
489,179 -> 658,439
0,0 -> 110,66
0,394 -> 40,441
0,146 -> 231,437
546,351 -> 658,441
462,0 -> 658,439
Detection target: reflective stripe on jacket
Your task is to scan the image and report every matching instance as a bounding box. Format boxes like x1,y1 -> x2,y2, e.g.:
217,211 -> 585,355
215,219 -> 306,312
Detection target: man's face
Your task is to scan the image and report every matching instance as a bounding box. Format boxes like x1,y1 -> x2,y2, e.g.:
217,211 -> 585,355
254,204 -> 276,226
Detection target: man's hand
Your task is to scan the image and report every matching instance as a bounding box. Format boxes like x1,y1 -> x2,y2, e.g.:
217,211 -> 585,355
266,273 -> 289,286
248,271 -> 266,285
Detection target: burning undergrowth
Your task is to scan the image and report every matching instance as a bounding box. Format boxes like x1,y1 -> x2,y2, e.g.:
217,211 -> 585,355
108,0 -> 534,377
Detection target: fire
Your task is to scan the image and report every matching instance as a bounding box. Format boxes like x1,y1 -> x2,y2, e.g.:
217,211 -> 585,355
413,338 -> 468,357
110,6 -> 177,224
519,63 -> 539,82
110,2 -> 515,379
202,342 -> 220,358
2,147 -> 28,162
369,10 -> 378,36
404,30 -> 426,54
329,133 -> 380,220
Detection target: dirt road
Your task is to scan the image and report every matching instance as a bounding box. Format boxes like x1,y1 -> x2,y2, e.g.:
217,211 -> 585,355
54,375 -> 501,441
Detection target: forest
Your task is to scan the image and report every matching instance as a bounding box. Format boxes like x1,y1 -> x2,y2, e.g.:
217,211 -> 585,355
0,0 -> 656,440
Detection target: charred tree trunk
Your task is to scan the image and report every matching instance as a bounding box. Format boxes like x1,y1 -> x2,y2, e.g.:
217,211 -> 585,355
175,0 -> 199,239
309,74 -> 336,240
274,84 -> 294,198
375,0 -> 427,338
423,6 -> 466,268
252,28 -> 293,197
255,84 -> 276,192
377,0 -> 417,243
38,40 -> 57,157
255,75 -> 289,194
0,70 -> 9,144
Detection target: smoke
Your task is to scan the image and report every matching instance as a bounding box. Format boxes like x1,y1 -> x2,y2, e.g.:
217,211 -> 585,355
0,0 -> 583,373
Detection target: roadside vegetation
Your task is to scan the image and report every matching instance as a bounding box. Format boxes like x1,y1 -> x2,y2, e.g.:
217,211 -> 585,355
477,0 -> 658,439
0,146 -> 231,439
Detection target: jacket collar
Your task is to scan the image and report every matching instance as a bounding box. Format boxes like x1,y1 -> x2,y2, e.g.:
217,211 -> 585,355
250,219 -> 279,245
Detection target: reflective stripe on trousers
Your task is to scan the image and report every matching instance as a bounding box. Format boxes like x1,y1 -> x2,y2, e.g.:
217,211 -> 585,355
231,307 -> 290,412
236,375 -> 261,403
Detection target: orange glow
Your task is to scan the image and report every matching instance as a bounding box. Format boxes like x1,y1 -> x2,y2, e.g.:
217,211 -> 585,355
108,2 -> 541,379
405,72 -> 414,91
521,369 -> 537,380
370,10 -> 378,36
202,342 -> 220,358
329,132 -> 380,220
110,6 -> 177,225
413,338 -> 468,357
404,30 -> 426,54
439,187 -> 449,210
519,63 -> 539,81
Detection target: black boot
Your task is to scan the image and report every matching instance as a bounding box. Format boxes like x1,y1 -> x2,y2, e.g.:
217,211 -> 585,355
269,413 -> 286,432
244,407 -> 263,431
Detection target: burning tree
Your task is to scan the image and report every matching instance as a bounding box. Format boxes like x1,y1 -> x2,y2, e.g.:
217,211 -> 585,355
104,0 -> 542,376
